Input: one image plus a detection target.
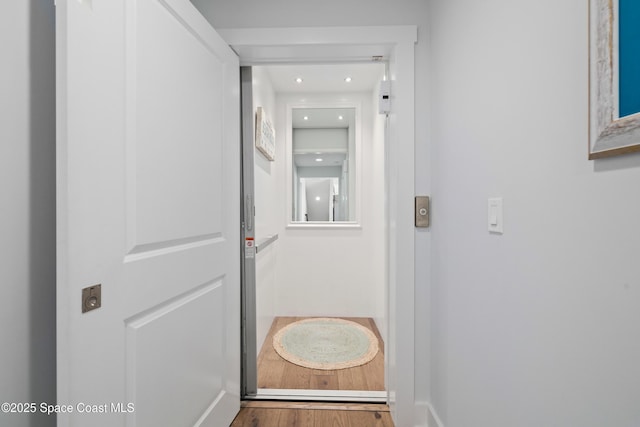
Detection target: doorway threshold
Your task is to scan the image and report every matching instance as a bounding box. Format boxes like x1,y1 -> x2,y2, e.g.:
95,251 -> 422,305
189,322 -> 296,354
247,388 -> 386,403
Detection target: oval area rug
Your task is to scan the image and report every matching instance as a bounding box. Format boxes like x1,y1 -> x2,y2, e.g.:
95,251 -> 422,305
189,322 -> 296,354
272,318 -> 379,370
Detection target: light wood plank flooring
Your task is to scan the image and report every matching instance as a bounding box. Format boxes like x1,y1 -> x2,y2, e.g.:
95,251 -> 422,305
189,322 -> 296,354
257,317 -> 384,391
230,401 -> 394,427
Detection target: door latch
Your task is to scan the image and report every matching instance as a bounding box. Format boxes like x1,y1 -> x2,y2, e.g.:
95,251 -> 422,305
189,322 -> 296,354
82,284 -> 102,313
415,196 -> 430,228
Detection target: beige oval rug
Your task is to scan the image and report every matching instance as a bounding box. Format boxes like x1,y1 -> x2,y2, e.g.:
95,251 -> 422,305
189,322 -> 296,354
272,318 -> 379,370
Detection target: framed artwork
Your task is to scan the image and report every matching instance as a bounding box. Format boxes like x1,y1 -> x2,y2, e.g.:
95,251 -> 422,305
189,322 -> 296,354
589,0 -> 640,159
255,106 -> 275,161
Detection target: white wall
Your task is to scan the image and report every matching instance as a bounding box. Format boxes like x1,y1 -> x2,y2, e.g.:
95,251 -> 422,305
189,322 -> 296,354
371,80 -> 388,349
429,1 -> 640,426
274,91 -> 386,329
347,118 -> 357,222
0,1 -> 56,426
297,166 -> 342,179
293,128 -> 348,152
252,67 -> 279,350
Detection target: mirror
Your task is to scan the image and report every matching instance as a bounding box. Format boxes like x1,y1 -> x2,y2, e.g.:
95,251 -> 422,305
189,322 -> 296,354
291,107 -> 357,223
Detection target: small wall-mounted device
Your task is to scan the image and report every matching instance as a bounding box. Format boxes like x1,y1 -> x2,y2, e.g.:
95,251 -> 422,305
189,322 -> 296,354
415,196 -> 430,228
488,197 -> 503,234
379,80 -> 391,114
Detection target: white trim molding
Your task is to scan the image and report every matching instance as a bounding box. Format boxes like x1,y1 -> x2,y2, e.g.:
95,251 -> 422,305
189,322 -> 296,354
219,25 -> 417,427
218,26 -> 417,65
286,100 -> 362,227
427,402 -> 445,427
253,389 -> 387,403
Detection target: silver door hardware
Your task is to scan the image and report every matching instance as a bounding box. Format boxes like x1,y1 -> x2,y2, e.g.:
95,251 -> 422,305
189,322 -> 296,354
255,234 -> 279,253
82,284 -> 102,313
245,194 -> 253,231
415,196 -> 430,228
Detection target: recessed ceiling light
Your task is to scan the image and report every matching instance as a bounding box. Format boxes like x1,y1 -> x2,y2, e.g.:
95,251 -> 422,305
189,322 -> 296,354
295,77 -> 303,83
338,115 -> 344,120
315,196 -> 321,201
303,116 -> 309,121
315,158 -> 323,162
344,77 -> 352,82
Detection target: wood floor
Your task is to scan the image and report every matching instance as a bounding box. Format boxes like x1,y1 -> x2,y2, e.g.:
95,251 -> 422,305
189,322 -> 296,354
257,317 -> 385,391
230,401 -> 394,427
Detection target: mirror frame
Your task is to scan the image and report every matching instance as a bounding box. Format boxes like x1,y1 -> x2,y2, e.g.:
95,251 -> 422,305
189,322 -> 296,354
286,101 -> 362,228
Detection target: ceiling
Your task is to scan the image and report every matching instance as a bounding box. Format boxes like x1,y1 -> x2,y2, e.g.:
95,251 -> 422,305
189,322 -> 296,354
292,107 -> 354,129
264,63 -> 381,167
262,63 -> 385,94
294,152 -> 346,168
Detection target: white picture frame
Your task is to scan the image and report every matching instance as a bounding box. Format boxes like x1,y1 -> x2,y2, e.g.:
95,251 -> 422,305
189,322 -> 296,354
589,0 -> 640,159
255,106 -> 275,161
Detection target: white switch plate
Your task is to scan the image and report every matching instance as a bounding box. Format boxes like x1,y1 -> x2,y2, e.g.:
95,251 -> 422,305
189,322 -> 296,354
488,197 -> 503,234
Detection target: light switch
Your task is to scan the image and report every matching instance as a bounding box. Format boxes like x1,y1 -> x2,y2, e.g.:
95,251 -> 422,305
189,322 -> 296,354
490,209 -> 498,226
488,198 -> 503,233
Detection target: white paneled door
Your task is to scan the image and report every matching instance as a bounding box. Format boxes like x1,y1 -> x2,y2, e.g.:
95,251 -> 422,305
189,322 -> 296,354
56,0 -> 240,426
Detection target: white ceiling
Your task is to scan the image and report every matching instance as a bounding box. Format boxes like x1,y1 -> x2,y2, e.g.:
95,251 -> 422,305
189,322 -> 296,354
292,107 -> 354,128
294,152 -> 346,168
262,63 -> 385,94
264,63 -> 381,168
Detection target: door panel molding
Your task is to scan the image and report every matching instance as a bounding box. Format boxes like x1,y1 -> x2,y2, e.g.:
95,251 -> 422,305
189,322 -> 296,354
56,0 -> 241,425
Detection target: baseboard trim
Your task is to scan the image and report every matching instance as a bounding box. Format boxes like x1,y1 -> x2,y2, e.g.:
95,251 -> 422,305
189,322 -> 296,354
414,401 -> 429,427
248,388 -> 387,403
242,400 -> 390,412
427,402 -> 445,427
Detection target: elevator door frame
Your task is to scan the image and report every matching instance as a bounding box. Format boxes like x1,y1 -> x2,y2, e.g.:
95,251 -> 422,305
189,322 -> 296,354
228,25 -> 418,427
